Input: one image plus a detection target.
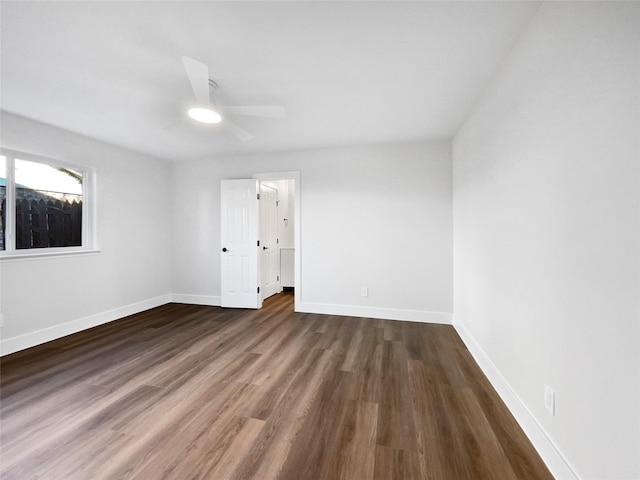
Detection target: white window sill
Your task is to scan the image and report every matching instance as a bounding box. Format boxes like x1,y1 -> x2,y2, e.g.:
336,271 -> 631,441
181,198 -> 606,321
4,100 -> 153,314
0,249 -> 101,262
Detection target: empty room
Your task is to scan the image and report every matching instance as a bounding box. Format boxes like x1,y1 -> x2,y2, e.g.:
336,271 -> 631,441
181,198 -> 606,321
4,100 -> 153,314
0,1 -> 638,479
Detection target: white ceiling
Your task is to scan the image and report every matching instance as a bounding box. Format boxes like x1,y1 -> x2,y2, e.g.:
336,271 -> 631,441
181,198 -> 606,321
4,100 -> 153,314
1,1 -> 540,162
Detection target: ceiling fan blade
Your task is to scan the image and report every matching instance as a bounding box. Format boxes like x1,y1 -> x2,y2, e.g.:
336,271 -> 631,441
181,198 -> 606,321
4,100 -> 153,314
181,56 -> 210,104
220,106 -> 285,118
223,119 -> 254,142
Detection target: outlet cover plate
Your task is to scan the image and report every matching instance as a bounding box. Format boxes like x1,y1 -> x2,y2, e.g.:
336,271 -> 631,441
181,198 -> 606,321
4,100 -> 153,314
544,384 -> 555,416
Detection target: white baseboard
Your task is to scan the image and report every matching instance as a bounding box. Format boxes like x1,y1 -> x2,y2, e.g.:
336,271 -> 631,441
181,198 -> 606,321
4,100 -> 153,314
0,294 -> 172,356
171,294 -> 221,306
0,296 -> 447,356
453,316 -> 580,480
296,301 -> 452,324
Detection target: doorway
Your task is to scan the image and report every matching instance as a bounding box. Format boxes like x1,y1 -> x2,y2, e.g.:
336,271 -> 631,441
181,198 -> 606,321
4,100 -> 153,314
254,172 -> 299,311
219,172 -> 300,311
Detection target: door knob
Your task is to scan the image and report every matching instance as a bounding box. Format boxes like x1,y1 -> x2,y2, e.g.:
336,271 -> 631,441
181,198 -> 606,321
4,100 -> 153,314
263,246 -> 269,250
222,247 -> 228,252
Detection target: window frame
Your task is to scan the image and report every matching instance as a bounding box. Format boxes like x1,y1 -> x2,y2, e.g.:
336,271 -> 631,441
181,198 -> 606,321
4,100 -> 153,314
0,149 -> 98,260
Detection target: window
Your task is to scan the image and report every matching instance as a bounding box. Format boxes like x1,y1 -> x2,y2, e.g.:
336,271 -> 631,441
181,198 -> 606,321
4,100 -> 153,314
1,150 -> 96,258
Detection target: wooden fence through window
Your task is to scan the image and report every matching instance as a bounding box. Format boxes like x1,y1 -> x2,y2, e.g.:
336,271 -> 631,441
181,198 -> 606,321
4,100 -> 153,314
0,187 -> 82,250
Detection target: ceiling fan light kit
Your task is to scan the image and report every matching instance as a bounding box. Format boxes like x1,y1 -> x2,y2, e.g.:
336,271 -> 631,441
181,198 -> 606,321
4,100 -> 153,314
188,105 -> 222,124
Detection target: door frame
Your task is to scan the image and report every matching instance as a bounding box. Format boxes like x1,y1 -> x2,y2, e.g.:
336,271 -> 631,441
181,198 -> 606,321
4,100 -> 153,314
253,171 -> 301,312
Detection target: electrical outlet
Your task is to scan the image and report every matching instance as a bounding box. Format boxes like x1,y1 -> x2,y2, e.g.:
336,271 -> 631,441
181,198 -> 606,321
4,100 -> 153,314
544,385 -> 555,416
361,287 -> 368,297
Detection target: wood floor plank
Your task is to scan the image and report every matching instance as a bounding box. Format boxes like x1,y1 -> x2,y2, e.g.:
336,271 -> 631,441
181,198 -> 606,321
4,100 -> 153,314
202,416 -> 266,480
0,292 -> 553,480
373,445 -> 423,480
376,340 -> 418,451
445,386 -> 519,480
408,358 -> 458,479
276,369 -> 357,480
129,385 -> 261,480
229,347 -> 335,480
336,399 -> 378,480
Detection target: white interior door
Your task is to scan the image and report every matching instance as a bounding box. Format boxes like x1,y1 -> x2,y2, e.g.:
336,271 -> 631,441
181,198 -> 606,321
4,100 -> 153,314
260,183 -> 279,300
221,179 -> 260,309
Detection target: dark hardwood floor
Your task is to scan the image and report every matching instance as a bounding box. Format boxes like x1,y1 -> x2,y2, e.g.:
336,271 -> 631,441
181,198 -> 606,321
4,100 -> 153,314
0,292 -> 553,479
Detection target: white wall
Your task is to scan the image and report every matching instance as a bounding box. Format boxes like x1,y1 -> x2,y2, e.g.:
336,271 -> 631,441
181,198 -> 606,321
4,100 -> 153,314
452,2 -> 639,479
172,141 -> 453,322
0,112 -> 173,354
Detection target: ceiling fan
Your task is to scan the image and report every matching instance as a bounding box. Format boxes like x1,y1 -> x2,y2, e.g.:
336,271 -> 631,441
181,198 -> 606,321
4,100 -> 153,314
181,56 -> 285,142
